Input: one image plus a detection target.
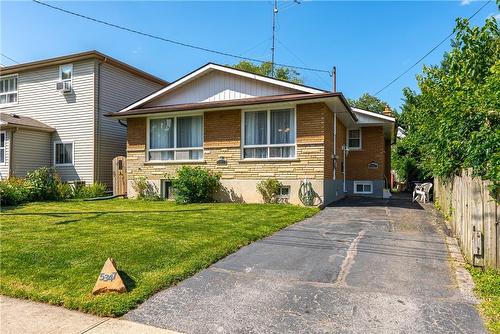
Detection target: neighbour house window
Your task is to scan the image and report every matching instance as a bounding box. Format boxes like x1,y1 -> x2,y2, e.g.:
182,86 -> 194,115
59,64 -> 73,84
348,129 -> 361,149
0,132 -> 5,164
0,75 -> 18,105
354,181 -> 373,194
243,108 -> 296,159
148,115 -> 203,161
54,142 -> 74,165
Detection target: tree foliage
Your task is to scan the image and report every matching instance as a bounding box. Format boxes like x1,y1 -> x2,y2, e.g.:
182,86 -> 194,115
231,60 -> 303,84
348,93 -> 391,114
393,17 -> 500,195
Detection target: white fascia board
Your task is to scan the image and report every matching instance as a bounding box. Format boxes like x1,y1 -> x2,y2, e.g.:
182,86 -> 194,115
352,107 -> 395,122
118,63 -> 325,113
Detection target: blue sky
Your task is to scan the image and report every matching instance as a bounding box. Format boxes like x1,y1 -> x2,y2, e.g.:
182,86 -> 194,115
1,1 -> 498,110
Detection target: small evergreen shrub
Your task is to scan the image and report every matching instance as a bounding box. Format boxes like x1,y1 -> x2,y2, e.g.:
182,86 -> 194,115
0,178 -> 31,206
132,176 -> 160,200
171,166 -> 221,204
72,182 -> 107,199
257,179 -> 283,204
26,167 -> 62,201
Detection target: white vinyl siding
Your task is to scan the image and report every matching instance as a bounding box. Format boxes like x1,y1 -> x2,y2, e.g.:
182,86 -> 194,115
11,130 -> 51,177
2,60 -> 96,183
145,70 -> 299,107
96,62 -> 163,186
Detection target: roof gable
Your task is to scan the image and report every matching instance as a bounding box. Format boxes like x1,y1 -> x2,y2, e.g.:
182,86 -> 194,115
352,107 -> 395,124
120,63 -> 326,112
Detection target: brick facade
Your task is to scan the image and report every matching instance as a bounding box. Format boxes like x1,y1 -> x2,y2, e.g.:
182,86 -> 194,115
125,103 -> 390,203
346,126 -> 385,180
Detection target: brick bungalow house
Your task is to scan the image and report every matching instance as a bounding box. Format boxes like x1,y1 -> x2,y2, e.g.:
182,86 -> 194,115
108,63 -> 395,205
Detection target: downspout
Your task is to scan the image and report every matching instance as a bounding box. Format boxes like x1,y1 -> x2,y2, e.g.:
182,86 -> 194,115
8,128 -> 17,178
343,144 -> 347,193
94,61 -> 101,183
333,113 -> 336,180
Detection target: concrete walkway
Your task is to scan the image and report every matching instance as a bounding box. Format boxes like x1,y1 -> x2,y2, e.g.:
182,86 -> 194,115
0,295 -> 181,334
125,196 -> 486,333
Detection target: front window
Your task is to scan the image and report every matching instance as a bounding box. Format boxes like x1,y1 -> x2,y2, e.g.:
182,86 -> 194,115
0,75 -> 18,105
0,132 -> 5,163
148,115 -> 203,161
54,142 -> 73,165
243,108 -> 295,159
348,129 -> 361,149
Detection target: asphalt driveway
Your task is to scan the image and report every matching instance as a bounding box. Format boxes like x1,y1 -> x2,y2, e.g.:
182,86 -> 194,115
125,196 -> 486,333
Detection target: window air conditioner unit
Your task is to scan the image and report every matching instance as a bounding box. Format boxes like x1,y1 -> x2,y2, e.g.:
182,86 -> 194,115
56,81 -> 72,93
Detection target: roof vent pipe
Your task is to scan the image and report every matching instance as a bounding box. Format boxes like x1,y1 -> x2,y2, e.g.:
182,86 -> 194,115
332,66 -> 336,92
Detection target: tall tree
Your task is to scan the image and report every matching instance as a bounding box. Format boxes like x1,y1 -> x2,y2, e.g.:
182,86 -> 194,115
231,61 -> 303,84
348,93 -> 391,114
392,17 -> 499,193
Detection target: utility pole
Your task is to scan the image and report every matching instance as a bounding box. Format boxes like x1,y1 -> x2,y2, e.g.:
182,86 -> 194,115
271,0 -> 278,76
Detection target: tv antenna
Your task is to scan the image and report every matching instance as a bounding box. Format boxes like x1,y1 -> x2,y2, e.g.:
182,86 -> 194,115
271,0 -> 301,76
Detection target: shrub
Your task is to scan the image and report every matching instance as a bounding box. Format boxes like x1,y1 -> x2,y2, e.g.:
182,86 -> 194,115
72,182 -> 107,199
171,166 -> 221,204
132,176 -> 160,200
256,179 -> 282,204
0,178 -> 31,206
57,182 -> 74,200
26,167 -> 62,201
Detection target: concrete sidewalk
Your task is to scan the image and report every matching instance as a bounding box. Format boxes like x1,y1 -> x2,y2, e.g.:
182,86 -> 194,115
0,295 -> 181,334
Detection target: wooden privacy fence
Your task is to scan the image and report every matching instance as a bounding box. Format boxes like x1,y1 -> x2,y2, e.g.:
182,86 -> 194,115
434,169 -> 499,270
112,156 -> 127,197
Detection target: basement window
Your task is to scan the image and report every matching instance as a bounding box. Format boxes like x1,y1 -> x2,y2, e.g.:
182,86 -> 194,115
354,181 -> 373,194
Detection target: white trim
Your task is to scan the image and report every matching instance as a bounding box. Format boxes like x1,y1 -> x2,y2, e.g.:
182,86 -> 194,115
354,181 -> 373,194
0,130 -> 6,165
351,107 -> 395,122
347,128 -> 362,150
241,107 -> 297,160
146,113 -> 204,162
0,74 -> 19,108
119,63 -> 324,113
53,140 -> 75,166
58,63 -> 73,93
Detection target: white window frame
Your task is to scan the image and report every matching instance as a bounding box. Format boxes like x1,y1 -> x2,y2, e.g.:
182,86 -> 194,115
277,186 -> 291,199
0,74 -> 19,108
353,181 -> 373,194
59,64 -> 73,84
347,128 -> 362,150
53,141 -> 74,166
0,131 -> 6,165
241,107 -> 297,160
146,112 -> 204,162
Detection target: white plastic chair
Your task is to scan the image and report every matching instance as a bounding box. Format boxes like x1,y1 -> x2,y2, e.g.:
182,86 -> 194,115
413,182 -> 433,203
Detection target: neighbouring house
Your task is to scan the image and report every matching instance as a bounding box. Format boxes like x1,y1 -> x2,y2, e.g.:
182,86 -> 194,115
108,63 -> 395,205
0,51 -> 166,186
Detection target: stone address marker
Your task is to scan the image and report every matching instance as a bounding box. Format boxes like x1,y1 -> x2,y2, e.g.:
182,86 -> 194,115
92,258 -> 127,295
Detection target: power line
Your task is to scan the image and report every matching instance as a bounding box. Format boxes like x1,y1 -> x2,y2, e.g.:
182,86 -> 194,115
374,0 -> 492,96
32,0 -> 331,75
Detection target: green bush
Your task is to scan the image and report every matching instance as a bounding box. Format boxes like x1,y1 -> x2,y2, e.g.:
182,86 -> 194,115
0,178 -> 31,206
26,167 -> 62,201
72,183 -> 107,199
57,182 -> 74,200
132,176 -> 161,201
256,179 -> 282,204
171,166 -> 221,204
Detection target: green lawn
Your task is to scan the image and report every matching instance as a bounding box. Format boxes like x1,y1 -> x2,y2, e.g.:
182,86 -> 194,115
468,266 -> 500,333
0,199 -> 318,316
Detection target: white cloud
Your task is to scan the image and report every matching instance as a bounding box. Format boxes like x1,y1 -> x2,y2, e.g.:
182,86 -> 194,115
461,0 -> 472,5
486,12 -> 500,20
